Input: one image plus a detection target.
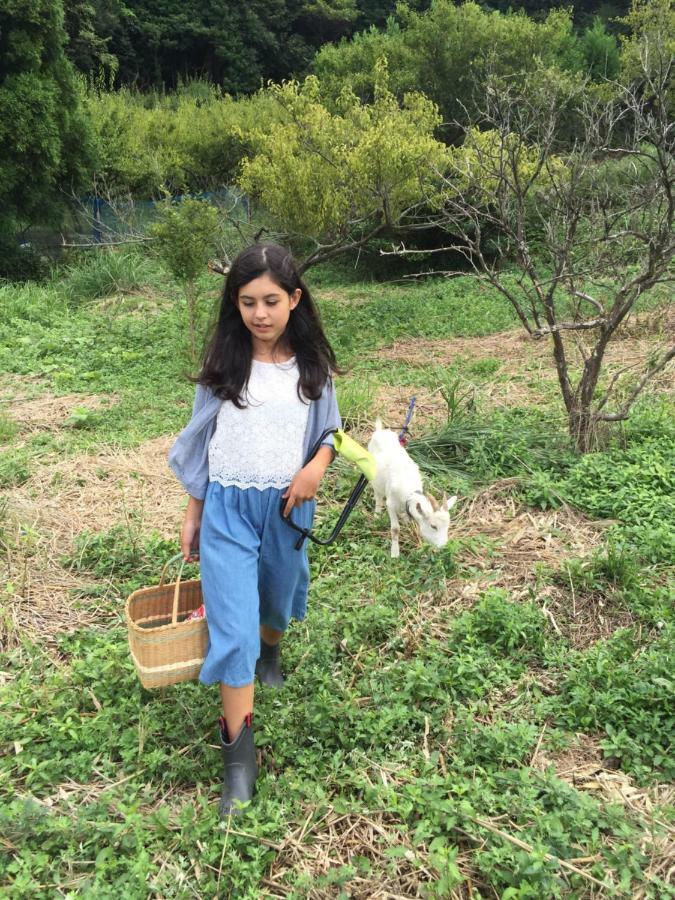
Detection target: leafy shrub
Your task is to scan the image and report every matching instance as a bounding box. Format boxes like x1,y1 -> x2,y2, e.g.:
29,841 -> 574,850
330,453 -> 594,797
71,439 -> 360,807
84,84 -> 283,196
451,590 -> 549,660
558,540 -> 641,595
148,198 -> 218,362
580,17 -> 620,80
610,522 -> 675,566
450,714 -> 541,768
519,471 -> 565,510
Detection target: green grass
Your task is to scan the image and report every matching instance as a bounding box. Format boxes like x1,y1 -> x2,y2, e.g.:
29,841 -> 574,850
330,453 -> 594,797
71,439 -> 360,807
0,254 -> 673,897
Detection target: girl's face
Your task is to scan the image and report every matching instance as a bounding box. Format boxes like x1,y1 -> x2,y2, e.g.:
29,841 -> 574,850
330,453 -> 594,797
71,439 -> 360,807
237,273 -> 301,357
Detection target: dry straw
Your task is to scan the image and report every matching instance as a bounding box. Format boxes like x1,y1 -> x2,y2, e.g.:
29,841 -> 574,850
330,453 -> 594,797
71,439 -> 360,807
125,553 -> 207,689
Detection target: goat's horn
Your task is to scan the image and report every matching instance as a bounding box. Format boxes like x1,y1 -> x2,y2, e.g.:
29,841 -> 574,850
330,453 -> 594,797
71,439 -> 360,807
426,493 -> 439,511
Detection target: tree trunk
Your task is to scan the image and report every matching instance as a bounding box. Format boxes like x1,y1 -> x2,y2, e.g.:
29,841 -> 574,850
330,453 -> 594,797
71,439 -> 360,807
567,337 -> 608,452
569,404 -> 596,453
185,280 -> 197,366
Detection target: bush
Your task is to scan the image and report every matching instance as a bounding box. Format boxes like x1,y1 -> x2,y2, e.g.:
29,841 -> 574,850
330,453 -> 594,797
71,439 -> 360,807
84,84 -> 283,196
451,590 -> 549,660
313,1 -> 586,129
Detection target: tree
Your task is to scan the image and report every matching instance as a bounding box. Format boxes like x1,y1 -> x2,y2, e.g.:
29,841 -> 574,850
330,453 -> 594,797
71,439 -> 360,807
313,1 -> 588,138
403,48 -> 673,451
0,0 -> 92,270
238,62 -> 450,270
89,0 -> 364,92
63,0 -> 123,83
149,198 -> 219,363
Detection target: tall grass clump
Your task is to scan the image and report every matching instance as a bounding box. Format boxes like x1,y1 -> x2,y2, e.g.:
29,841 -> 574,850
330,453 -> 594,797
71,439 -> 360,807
0,280 -> 68,327
409,408 -> 575,480
61,248 -> 159,305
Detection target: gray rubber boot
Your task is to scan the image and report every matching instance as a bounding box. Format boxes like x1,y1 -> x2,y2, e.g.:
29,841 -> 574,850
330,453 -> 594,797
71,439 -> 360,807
218,714 -> 258,818
255,638 -> 285,687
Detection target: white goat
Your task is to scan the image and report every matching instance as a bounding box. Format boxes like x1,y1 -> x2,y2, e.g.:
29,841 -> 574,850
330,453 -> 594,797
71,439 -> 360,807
368,420 -> 457,558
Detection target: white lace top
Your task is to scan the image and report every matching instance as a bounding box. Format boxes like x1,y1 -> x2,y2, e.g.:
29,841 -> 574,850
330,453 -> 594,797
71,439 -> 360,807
208,358 -> 310,491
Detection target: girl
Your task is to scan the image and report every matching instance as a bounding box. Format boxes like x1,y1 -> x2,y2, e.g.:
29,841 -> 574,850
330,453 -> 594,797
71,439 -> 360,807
168,243 -> 341,818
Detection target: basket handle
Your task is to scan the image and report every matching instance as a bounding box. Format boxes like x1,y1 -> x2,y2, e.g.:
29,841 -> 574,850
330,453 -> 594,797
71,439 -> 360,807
157,552 -> 187,626
159,552 -> 187,588
171,556 -> 186,626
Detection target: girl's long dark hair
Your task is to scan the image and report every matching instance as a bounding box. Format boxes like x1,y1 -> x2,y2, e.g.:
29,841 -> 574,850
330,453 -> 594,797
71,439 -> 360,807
196,244 -> 340,407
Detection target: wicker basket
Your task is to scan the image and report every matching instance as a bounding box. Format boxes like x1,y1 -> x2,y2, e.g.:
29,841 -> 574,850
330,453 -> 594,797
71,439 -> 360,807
125,553 -> 208,689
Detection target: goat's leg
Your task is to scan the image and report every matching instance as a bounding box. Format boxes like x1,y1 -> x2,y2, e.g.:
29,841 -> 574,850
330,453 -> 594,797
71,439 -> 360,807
373,485 -> 385,515
387,503 -> 400,558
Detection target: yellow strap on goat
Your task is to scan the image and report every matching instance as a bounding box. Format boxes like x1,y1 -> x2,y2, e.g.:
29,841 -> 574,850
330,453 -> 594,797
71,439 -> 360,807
333,429 -> 377,482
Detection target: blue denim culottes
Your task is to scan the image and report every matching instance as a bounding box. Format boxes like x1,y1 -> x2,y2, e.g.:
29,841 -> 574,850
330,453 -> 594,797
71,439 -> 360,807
198,481 -> 316,687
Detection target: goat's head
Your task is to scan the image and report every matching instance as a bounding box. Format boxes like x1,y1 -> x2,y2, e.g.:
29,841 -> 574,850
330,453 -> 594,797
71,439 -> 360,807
410,493 -> 458,549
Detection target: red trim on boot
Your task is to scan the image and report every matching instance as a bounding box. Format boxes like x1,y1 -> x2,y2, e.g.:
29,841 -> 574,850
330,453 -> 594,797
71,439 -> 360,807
219,713 -> 253,744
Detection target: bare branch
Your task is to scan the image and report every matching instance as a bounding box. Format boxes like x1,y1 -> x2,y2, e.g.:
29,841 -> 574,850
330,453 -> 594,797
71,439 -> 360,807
595,362 -> 643,411
571,291 -> 606,315
597,346 -> 675,421
532,318 -> 607,337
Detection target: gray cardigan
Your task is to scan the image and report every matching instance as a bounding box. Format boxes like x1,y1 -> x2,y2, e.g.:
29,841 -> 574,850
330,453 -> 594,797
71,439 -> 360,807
168,379 -> 342,499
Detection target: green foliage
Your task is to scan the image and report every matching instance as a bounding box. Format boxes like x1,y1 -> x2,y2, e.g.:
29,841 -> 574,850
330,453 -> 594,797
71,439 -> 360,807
314,1 -> 587,129
85,84 -> 283,195
413,409 -> 575,481
62,248 -> 158,305
561,435 -> 675,528
0,0 -> 92,262
619,0 -> 675,111
580,17 -> 621,79
149,199 -> 218,287
80,0 -> 363,92
0,448 -> 30,487
451,590 -> 549,661
552,627 -> 674,781
0,412 -> 19,444
64,524 -> 193,593
559,539 -> 641,595
239,63 -> 449,253
63,0 -> 121,82
0,235 -> 49,282
148,198 -> 219,362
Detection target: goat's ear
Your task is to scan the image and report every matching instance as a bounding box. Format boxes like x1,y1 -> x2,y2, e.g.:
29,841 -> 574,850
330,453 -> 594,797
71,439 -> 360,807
446,495 -> 458,511
415,500 -> 425,517
426,493 -> 439,511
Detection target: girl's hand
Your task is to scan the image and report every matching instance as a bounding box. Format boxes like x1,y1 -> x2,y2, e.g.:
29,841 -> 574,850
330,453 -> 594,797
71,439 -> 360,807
282,445 -> 335,517
181,496 -> 204,561
282,462 -> 321,517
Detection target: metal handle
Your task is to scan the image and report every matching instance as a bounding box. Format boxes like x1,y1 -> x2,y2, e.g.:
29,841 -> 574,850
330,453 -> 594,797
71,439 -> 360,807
280,427 -> 369,548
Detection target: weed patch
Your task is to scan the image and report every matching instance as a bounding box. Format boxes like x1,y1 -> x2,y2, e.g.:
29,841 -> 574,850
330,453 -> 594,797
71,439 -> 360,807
550,627 -> 675,783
